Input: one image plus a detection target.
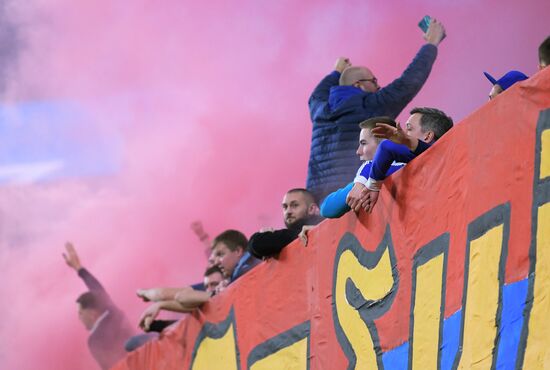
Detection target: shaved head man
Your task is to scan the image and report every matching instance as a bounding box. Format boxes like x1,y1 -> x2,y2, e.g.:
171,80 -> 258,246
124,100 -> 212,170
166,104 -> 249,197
248,188 -> 321,258
282,188 -> 319,228
306,18 -> 447,202
340,66 -> 380,93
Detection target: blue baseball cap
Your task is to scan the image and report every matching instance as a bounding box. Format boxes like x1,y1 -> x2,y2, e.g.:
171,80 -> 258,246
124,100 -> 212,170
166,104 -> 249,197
483,70 -> 528,91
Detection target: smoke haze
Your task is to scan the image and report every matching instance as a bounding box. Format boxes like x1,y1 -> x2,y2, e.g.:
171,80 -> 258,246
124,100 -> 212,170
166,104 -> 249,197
0,0 -> 548,368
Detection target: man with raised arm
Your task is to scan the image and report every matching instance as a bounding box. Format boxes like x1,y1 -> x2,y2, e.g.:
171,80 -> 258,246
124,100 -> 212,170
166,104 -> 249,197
346,107 -> 453,213
63,243 -> 135,370
306,18 -> 447,202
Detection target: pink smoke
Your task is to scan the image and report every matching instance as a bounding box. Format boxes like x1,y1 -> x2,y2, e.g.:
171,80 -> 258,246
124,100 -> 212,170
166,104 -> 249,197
0,0 -> 548,369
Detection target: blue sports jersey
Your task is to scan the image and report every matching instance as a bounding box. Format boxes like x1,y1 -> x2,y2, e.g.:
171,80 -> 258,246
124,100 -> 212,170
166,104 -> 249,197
362,140 -> 430,181
320,160 -> 404,218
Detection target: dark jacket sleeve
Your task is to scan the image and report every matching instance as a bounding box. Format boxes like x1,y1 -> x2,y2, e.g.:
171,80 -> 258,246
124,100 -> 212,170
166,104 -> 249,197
248,229 -> 300,258
78,268 -> 107,293
78,268 -> 113,306
364,44 -> 438,117
368,140 -> 419,181
308,71 -> 341,121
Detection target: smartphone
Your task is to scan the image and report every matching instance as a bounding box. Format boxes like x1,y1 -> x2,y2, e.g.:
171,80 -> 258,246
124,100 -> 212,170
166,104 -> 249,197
418,15 -> 431,33
418,15 -> 445,40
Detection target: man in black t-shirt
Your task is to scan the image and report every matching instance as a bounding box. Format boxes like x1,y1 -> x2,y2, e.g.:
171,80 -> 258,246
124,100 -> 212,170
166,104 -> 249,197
248,188 -> 322,258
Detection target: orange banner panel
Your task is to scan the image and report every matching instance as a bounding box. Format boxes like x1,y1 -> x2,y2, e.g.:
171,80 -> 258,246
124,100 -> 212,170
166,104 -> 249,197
113,68 -> 550,370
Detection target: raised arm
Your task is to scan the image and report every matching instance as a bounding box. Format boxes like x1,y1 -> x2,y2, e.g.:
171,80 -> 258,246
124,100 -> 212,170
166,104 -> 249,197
365,20 -> 446,116
63,242 -> 106,294
191,221 -> 211,259
308,57 -> 351,119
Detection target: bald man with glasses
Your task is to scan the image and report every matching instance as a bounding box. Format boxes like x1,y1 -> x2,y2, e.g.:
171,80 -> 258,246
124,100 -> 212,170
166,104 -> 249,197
306,18 -> 446,203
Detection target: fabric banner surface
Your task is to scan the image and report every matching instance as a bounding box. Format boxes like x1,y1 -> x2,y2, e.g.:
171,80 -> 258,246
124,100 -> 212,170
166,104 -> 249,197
113,68 -> 550,370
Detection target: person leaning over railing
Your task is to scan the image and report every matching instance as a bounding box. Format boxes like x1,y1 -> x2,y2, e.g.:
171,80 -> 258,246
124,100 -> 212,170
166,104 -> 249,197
305,18 -> 447,203
136,230 -> 259,331
346,107 -> 453,214
248,188 -> 322,258
320,117 -> 404,219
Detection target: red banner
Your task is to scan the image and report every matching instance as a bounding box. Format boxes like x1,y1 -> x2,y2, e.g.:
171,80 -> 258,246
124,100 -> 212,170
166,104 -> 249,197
113,68 -> 550,370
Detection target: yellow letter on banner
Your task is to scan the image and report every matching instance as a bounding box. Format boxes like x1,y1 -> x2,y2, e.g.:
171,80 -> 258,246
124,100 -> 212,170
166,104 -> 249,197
453,204 -> 509,370
520,121 -> 550,368
333,229 -> 398,370
191,311 -> 239,370
409,234 -> 448,370
249,338 -> 308,370
247,322 -> 310,370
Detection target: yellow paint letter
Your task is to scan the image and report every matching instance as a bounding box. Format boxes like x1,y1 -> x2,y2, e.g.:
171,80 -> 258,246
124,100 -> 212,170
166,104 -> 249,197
333,230 -> 398,369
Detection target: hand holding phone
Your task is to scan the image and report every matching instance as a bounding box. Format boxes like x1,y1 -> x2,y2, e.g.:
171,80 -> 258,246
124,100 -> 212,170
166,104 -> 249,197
419,16 -> 446,45
418,15 -> 431,33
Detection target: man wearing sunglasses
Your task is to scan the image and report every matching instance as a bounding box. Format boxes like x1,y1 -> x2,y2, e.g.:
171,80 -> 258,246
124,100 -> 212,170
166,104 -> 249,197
306,18 -> 446,203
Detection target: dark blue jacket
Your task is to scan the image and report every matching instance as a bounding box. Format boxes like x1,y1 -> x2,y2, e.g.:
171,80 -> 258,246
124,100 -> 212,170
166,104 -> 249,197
306,44 -> 438,202
77,268 -> 135,370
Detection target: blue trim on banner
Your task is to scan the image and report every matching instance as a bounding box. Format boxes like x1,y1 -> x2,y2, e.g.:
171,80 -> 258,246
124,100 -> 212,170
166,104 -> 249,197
496,279 -> 529,369
381,278 -> 528,369
382,341 -> 408,370
440,309 -> 461,370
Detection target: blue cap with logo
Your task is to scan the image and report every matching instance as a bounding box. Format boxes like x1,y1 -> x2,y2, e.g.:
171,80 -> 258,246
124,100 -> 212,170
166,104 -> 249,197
483,70 -> 528,91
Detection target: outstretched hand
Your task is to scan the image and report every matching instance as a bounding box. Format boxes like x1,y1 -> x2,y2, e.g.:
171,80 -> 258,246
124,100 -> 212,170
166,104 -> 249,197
136,288 -> 162,302
63,242 -> 82,271
424,18 -> 446,46
190,220 -> 204,234
334,57 -> 352,73
190,221 -> 209,241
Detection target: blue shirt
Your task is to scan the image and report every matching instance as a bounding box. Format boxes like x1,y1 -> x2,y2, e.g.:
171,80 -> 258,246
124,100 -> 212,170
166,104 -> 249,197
364,140 -> 430,181
320,160 -> 404,218
306,44 -> 438,202
231,252 -> 260,282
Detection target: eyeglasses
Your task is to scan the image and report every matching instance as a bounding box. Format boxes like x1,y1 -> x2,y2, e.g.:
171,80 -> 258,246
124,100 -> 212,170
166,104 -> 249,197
356,77 -> 378,85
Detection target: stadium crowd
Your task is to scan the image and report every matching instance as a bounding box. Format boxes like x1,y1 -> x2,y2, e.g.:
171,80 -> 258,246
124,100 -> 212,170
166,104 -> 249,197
63,21 -> 550,370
